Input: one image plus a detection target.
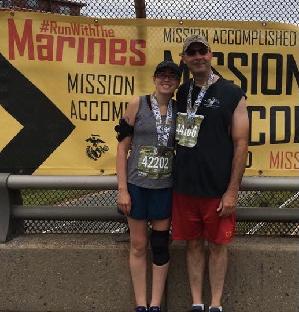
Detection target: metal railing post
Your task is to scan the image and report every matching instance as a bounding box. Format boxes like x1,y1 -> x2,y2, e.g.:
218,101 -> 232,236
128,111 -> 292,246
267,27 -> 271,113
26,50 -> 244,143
0,173 -> 11,242
134,0 -> 146,18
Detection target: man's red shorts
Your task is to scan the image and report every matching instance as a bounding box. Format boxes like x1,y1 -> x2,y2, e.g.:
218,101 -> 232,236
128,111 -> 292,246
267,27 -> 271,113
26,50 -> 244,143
172,192 -> 236,244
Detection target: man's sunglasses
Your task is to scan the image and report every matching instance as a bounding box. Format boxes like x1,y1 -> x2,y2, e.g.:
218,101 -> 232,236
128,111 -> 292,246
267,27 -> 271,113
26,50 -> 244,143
185,47 -> 209,56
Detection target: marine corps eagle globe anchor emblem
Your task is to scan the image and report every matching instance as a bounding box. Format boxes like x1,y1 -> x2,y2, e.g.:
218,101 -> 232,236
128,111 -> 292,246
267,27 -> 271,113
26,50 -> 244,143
86,134 -> 109,161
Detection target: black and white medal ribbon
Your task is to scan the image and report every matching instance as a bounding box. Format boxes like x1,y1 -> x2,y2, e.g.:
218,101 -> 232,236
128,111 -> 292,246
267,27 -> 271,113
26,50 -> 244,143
186,71 -> 215,127
150,94 -> 173,152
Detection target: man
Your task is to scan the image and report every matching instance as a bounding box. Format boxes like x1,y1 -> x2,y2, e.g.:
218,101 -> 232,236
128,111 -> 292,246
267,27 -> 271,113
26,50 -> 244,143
172,35 -> 249,312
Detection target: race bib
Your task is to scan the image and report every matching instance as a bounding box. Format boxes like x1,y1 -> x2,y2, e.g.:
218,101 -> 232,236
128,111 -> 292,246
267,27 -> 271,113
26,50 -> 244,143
137,146 -> 173,179
175,112 -> 204,147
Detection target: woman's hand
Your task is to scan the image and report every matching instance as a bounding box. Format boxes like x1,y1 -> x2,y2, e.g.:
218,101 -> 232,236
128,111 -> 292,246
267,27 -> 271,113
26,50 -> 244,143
117,189 -> 132,215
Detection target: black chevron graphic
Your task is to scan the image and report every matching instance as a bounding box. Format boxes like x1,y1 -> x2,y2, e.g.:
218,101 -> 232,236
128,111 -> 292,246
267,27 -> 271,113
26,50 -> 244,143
0,53 -> 75,174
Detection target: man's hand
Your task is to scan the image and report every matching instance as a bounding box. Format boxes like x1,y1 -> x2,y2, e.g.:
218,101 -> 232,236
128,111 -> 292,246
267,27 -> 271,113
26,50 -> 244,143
117,189 -> 132,215
217,190 -> 238,217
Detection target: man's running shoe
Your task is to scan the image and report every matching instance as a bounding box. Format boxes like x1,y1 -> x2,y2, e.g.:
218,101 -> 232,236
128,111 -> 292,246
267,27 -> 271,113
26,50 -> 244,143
149,306 -> 161,312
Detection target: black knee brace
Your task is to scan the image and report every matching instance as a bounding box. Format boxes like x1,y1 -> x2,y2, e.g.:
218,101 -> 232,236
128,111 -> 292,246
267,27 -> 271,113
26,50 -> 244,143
150,229 -> 170,266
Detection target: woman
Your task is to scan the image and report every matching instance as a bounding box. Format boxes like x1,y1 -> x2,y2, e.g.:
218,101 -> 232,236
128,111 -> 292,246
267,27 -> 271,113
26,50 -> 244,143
115,60 -> 181,312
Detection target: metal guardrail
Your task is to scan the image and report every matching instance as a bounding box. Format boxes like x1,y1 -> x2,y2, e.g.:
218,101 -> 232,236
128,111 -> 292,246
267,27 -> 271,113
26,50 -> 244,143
0,173 -> 299,242
240,177 -> 299,191
7,175 -> 118,190
6,174 -> 299,190
12,205 -> 120,220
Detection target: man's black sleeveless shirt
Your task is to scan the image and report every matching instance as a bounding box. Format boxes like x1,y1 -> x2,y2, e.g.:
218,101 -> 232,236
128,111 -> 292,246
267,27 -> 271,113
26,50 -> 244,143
174,78 -> 245,197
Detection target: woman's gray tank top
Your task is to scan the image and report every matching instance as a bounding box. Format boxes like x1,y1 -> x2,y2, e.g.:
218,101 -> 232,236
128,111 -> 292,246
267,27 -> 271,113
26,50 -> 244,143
127,95 -> 177,189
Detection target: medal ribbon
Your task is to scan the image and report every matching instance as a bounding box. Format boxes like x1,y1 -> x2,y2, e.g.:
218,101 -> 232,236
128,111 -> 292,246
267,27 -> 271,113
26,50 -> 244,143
187,71 -> 214,120
150,94 -> 173,147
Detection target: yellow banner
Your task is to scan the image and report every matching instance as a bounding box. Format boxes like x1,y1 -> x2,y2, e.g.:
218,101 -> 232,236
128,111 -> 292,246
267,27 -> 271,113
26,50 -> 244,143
0,11 -> 298,176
